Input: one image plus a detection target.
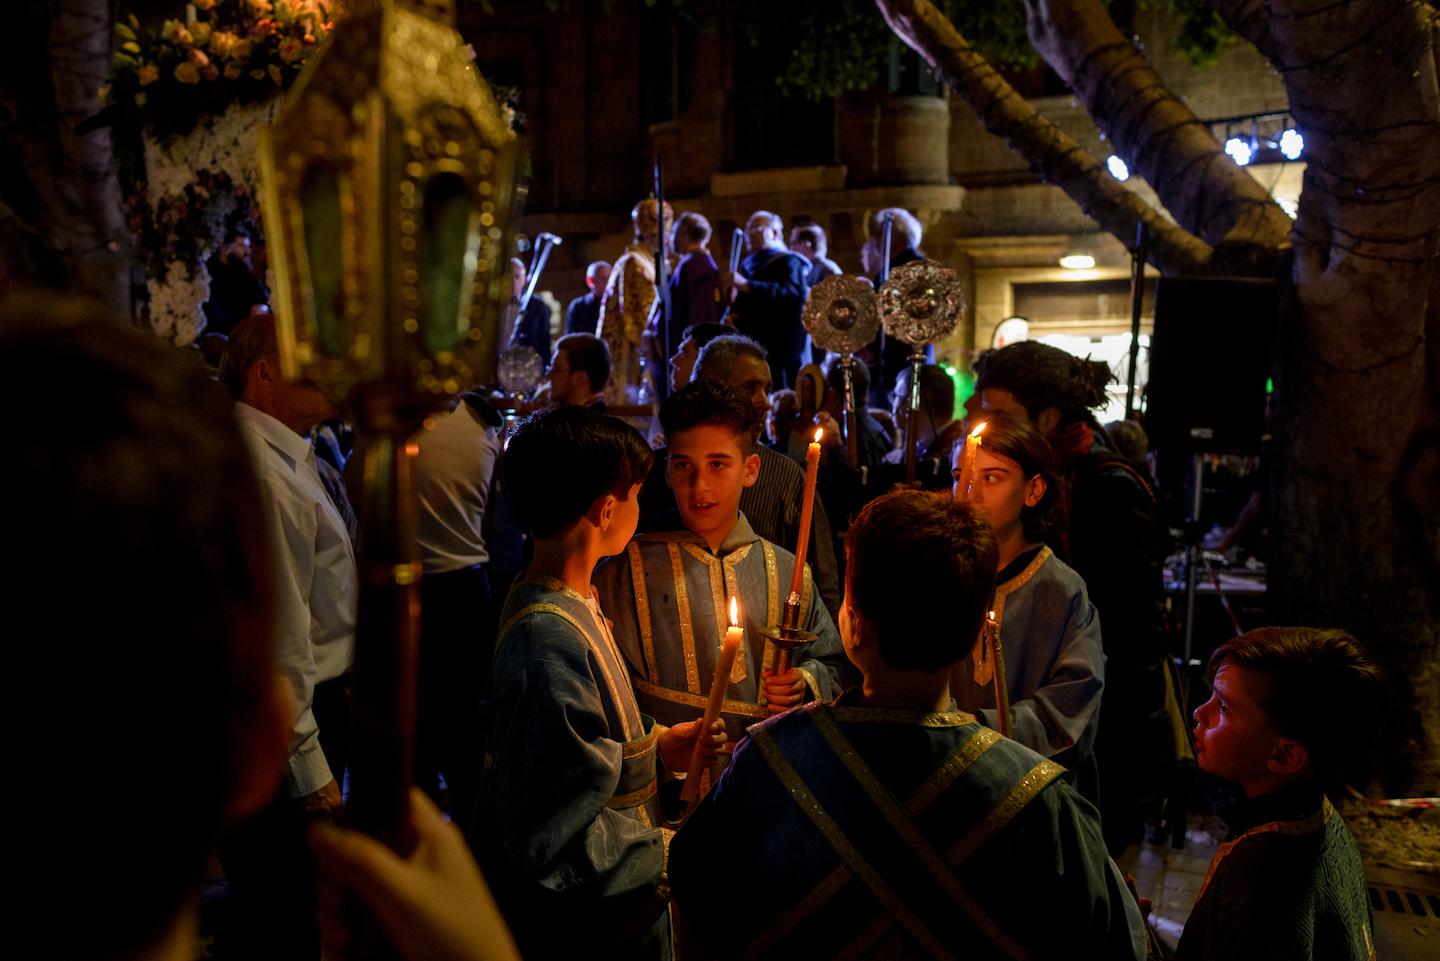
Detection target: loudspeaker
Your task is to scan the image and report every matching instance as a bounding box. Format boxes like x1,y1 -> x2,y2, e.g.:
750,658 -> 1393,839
1146,277 -> 1278,454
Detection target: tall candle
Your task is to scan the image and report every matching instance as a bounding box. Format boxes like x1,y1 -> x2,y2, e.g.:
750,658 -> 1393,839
787,427 -> 823,612
681,596 -> 743,804
957,421 -> 986,501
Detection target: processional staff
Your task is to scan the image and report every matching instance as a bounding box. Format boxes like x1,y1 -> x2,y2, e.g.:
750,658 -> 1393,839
803,274 -> 881,471
257,0 -> 522,954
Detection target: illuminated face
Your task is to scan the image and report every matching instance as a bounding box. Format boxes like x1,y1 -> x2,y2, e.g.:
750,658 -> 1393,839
1192,662 -> 1283,792
955,446 -> 1043,542
547,349 -> 589,405
724,353 -> 773,424
979,388 -> 1030,421
745,217 -> 781,254
588,264 -> 611,294
670,338 -> 699,392
666,424 -> 759,546
510,261 -> 526,299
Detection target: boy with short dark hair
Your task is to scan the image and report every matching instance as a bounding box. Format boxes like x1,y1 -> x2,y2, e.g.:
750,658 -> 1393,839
1177,627 -> 1382,961
471,404 -> 724,960
595,381 -> 844,770
669,489 -> 1145,960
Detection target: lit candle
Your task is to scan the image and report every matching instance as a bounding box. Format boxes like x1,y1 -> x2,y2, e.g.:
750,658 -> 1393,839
958,421 -> 986,501
786,427 -> 823,615
681,596 -> 743,804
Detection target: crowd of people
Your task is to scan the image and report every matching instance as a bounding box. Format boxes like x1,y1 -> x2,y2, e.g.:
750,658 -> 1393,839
7,197 -> 1387,961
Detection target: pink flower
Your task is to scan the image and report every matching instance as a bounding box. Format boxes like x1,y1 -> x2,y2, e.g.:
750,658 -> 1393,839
278,36 -> 303,62
189,48 -> 210,68
173,26 -> 193,46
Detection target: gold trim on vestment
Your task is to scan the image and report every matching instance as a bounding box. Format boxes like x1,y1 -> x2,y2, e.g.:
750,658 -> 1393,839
669,543 -> 701,694
622,724 -> 661,759
945,759 -> 1064,868
628,542 -> 659,682
608,779 -> 659,809
762,541 -> 779,671
744,720 -> 994,957
633,676 -> 767,718
801,562 -> 813,624
748,725 -> 957,961
807,708 -> 1030,960
905,727 -> 1001,813
827,706 -> 976,727
498,599 -> 636,742
1196,796 -> 1334,903
991,546 -> 1052,640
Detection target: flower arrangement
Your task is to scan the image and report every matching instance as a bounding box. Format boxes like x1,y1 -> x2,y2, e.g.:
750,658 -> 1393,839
103,0 -> 336,148
126,168 -> 257,282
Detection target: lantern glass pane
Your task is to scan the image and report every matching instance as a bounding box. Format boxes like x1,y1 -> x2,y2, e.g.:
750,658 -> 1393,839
420,173 -> 479,356
299,171 -> 346,357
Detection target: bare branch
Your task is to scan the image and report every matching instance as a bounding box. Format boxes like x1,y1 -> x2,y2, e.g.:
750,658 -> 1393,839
874,0 -> 1215,276
1209,0 -> 1281,62
1021,0 -> 1294,264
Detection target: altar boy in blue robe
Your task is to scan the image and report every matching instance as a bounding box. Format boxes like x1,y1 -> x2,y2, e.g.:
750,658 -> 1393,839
669,490 -> 1146,960
471,405 -> 725,960
595,380 -> 844,761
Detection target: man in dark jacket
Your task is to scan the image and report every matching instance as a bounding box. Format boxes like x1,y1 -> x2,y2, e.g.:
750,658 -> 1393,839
862,208 -> 933,399
563,261 -> 610,335
502,257 -> 551,369
723,210 -> 809,389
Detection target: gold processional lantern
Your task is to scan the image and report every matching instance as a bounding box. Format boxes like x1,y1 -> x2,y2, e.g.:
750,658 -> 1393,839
877,259 -> 966,483
256,0 -> 521,882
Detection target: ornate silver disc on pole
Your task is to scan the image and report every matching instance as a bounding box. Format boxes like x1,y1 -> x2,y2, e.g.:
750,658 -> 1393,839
803,274 -> 880,355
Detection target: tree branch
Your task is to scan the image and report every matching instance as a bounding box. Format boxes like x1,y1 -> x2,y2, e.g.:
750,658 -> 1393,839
1209,0 -> 1281,62
874,0 -> 1216,276
1022,0 -> 1293,268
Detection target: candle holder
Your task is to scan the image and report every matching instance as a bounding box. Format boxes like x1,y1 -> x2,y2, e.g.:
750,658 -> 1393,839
756,622 -> 819,674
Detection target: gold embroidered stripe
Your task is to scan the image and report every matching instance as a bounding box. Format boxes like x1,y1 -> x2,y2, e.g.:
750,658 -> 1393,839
628,543 -> 659,683
669,543 -> 701,693
633,676 -> 767,718
827,707 -> 976,727
743,721 -> 995,956
905,727 -> 1000,813
807,708 -> 1030,961
945,759 -> 1064,868
992,546 -> 1051,638
749,725 -> 956,961
761,541 -> 779,671
800,562 -> 813,623
607,779 -> 658,809
742,864 -> 853,961
621,726 -> 660,759
1197,796 -> 1333,902
499,602 -> 635,741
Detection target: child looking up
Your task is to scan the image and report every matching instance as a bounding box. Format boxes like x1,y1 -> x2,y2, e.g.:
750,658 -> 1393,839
951,412 -> 1105,804
1177,628 -> 1382,961
471,405 -> 725,960
596,380 -> 844,773
668,490 -> 1145,959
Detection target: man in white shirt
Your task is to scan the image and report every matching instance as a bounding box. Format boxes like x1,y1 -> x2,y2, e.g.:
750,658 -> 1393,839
414,393 -> 501,832
218,314 -> 357,960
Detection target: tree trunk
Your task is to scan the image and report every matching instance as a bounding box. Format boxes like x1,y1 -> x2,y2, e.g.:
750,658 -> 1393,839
1257,0 -> 1440,795
874,0 -> 1216,276
0,0 -> 129,314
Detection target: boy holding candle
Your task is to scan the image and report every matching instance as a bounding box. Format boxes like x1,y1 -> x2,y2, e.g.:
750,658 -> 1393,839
595,380 -> 845,772
669,489 -> 1146,960
470,405 -> 725,961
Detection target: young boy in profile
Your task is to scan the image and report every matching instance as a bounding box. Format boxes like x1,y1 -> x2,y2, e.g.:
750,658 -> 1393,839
668,490 -> 1145,960
1178,628 -> 1382,961
595,380 -> 844,770
471,405 -> 723,960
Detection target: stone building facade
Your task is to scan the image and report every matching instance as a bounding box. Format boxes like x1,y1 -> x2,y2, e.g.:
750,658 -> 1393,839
459,2 -> 1296,400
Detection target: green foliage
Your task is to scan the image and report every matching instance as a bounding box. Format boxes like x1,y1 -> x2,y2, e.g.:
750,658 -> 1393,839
1138,0 -> 1238,67
773,2 -> 893,100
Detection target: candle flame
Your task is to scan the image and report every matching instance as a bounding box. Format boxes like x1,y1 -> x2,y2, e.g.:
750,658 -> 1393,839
813,426 -> 824,443
987,610 -> 995,621
729,596 -> 740,627
970,421 -> 986,438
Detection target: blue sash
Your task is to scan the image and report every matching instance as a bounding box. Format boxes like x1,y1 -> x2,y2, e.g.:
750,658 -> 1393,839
744,704 -> 1064,961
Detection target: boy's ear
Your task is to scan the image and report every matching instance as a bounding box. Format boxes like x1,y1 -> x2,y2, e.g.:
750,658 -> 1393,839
742,452 -> 761,488
588,492 -> 618,532
1024,474 -> 1046,509
1267,738 -> 1310,777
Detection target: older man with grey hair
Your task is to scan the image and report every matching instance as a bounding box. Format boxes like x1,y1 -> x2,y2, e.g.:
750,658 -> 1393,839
723,210 -> 810,390
863,207 -> 934,399
638,333 -> 843,622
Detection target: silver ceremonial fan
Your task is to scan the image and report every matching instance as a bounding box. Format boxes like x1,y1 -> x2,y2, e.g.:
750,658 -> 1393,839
878,258 -> 966,347
803,274 -> 881,355
496,345 -> 545,395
